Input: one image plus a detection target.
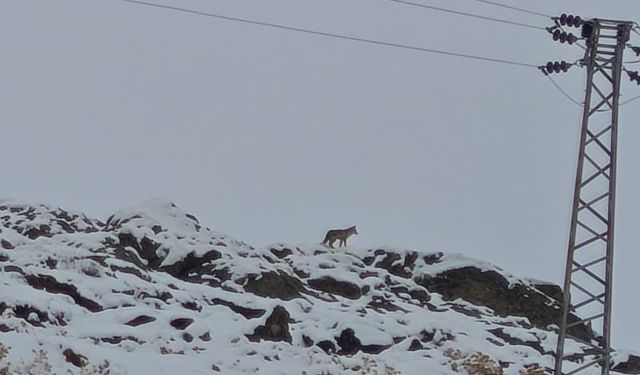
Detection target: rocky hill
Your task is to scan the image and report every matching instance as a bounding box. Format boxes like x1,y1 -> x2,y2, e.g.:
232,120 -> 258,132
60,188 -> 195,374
0,199 -> 637,374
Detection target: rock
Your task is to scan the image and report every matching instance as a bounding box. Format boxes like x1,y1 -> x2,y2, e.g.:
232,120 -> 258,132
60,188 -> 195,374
613,355 -> 640,374
45,257 -> 57,269
361,343 -> 391,354
23,274 -> 103,312
270,248 -> 293,259
247,306 -> 292,343
302,335 -> 314,347
161,250 -> 222,280
117,233 -> 162,268
63,348 -> 87,368
532,282 -> 563,303
489,328 -> 543,353
0,240 -> 14,249
0,324 -> 12,333
368,295 -> 407,313
0,204 -> 99,237
244,272 -> 306,300
375,253 -> 401,269
404,251 -> 419,268
181,301 -> 201,312
13,305 -> 47,327
126,315 -> 156,327
170,318 -> 194,330
423,252 -> 444,265
415,267 -> 594,342
317,340 -> 336,354
24,224 -> 52,239
308,277 -> 361,300
100,336 -> 144,345
375,252 -> 412,278
408,339 -> 423,351
210,298 -> 265,319
336,328 -> 360,355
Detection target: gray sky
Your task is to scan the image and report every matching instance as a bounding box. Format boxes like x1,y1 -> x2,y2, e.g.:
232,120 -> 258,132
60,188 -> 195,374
2,0 -> 639,349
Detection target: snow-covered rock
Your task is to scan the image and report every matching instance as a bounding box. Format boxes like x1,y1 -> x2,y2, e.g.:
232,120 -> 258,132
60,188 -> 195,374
0,199 -> 634,374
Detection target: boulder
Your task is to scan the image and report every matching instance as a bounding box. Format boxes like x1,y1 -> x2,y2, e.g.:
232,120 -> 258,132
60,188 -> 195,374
247,306 -> 292,343
244,272 -> 306,300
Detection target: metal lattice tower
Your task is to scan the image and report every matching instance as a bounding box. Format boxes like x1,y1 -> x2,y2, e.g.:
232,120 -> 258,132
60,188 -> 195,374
554,19 -> 633,375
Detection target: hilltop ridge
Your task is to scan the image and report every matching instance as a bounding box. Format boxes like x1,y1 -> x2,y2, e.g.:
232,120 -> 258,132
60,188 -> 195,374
0,199 -> 637,374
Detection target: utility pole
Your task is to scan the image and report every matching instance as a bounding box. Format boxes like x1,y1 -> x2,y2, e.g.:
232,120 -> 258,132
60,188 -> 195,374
553,18 -> 633,375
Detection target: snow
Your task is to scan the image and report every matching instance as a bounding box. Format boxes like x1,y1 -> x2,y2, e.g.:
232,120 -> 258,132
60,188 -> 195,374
0,199 -> 623,374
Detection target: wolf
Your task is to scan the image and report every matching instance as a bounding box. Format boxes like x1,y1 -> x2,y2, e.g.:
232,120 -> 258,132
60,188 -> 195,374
321,226 -> 358,248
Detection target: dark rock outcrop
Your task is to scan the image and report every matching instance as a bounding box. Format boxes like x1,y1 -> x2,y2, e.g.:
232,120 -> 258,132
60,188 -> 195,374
613,355 -> 640,374
270,248 -> 293,259
247,306 -> 292,343
334,328 -> 390,355
416,267 -> 594,342
489,328 -> 543,354
161,250 -> 222,280
210,298 -> 265,319
170,318 -> 194,330
244,272 -> 306,300
317,340 -> 336,353
336,328 -> 361,355
126,315 -> 156,327
0,239 -> 14,249
24,274 -> 102,312
117,233 -> 162,268
63,348 -> 87,368
308,277 -> 361,300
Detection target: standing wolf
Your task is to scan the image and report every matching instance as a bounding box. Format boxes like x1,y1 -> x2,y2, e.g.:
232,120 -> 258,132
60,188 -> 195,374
322,226 -> 358,248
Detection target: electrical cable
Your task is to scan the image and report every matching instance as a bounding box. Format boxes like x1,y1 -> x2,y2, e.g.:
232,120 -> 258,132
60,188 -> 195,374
115,0 -> 601,111
383,0 -> 545,30
545,74 -> 582,106
468,0 -> 551,19
116,0 -> 540,68
620,94 -> 640,106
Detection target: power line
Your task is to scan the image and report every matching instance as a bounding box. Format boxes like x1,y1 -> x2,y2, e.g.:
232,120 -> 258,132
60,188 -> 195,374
469,0 -> 551,19
383,0 -> 546,31
115,0 -> 539,68
545,74 -> 582,106
621,93 -> 640,106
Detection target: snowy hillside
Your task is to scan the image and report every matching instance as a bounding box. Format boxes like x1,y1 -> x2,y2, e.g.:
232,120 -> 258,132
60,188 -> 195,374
0,199 -> 637,374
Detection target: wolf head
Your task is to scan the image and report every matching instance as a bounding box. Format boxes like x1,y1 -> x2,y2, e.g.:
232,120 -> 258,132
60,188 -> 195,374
349,225 -> 358,235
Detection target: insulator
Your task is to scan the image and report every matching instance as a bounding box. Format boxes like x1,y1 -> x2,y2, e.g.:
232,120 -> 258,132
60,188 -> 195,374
628,71 -> 640,84
567,34 -> 577,45
546,62 -> 555,74
632,46 -> 640,57
557,14 -> 583,27
544,61 -> 571,74
566,15 -> 574,27
559,32 -> 567,43
572,16 -> 583,27
553,30 -> 561,41
560,13 -> 568,26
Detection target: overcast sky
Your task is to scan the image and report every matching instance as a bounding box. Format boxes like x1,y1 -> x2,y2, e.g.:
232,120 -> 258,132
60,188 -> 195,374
2,0 -> 639,350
